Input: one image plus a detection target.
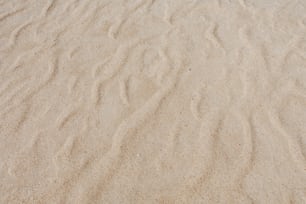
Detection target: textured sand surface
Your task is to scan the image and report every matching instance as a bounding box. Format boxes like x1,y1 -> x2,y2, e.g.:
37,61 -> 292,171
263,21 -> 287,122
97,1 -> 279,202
1,0 -> 306,203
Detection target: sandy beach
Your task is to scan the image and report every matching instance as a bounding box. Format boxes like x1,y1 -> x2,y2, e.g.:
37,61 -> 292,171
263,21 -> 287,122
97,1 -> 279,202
1,0 -> 306,203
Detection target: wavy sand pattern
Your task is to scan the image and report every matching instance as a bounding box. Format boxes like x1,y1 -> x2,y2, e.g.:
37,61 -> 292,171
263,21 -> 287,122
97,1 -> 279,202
1,0 -> 306,203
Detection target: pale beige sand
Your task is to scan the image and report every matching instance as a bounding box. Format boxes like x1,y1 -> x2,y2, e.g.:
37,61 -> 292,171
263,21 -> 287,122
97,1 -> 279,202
1,0 -> 306,203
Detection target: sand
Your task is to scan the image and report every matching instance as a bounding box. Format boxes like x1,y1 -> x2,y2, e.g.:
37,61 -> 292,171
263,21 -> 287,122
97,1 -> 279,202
1,0 -> 306,203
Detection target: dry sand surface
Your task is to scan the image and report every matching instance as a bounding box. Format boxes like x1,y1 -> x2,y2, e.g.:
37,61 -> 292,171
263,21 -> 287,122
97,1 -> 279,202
1,0 -> 306,203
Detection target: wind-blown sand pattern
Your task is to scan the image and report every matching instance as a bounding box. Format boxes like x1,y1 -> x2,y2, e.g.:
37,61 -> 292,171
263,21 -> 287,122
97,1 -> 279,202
1,0 -> 306,203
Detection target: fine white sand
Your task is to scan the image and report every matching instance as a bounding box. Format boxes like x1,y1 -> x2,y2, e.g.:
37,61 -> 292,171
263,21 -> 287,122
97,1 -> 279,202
1,0 -> 306,203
